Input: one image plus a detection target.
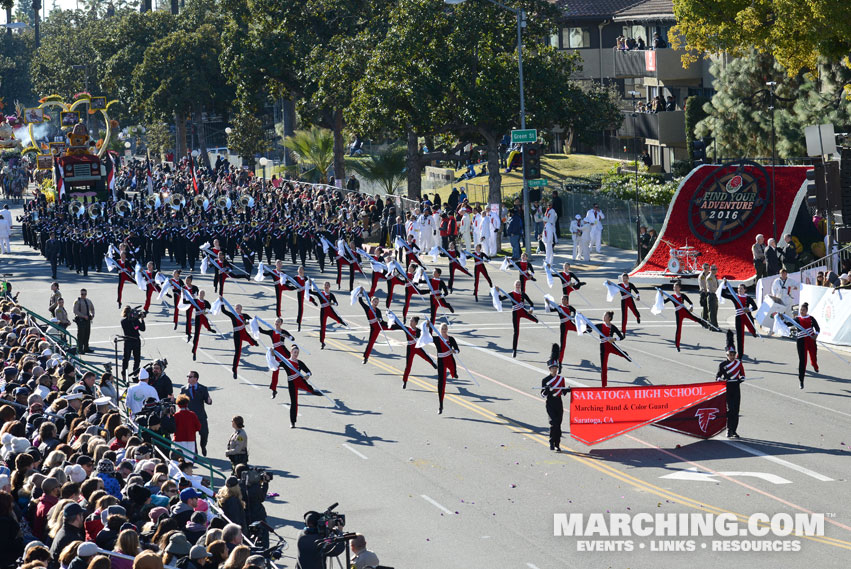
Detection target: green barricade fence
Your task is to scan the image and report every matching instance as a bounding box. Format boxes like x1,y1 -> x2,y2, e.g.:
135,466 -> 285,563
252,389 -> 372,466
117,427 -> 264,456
136,424 -> 229,490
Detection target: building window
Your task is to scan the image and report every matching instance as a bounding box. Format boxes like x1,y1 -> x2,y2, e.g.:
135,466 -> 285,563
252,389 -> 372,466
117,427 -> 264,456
562,27 -> 591,49
622,25 -> 647,44
549,32 -> 559,49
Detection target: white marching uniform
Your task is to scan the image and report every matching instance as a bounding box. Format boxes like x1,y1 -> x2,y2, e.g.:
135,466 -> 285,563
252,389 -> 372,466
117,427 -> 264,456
584,208 -> 605,253
459,210 -> 473,251
569,217 -> 582,261
770,276 -> 799,316
542,207 -> 558,265
483,211 -> 500,257
472,213 -> 483,247
579,220 -> 592,261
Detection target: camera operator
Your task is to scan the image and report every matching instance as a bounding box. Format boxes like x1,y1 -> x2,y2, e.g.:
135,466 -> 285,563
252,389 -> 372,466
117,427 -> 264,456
296,508 -> 347,569
234,463 -> 270,547
120,305 -> 146,380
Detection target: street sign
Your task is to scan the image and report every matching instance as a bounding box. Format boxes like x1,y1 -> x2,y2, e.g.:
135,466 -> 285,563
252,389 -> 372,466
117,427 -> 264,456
527,179 -> 548,188
511,129 -> 537,144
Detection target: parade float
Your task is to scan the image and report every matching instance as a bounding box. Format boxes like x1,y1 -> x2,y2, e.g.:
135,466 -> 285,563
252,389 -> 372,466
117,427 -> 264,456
22,93 -> 120,202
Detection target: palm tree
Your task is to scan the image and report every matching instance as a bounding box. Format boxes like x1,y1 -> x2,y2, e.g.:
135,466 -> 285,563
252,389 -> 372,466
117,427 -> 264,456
282,126 -> 334,183
347,144 -> 407,195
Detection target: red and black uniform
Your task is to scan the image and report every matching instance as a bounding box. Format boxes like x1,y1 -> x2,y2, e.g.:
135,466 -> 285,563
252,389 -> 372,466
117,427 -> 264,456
282,275 -> 307,331
616,282 -> 640,332
215,258 -> 249,296
446,249 -> 472,292
515,260 -> 535,294
364,254 -> 387,297
221,305 -> 259,377
335,242 -> 360,291
598,322 -> 626,388
434,331 -> 459,413
716,356 -> 745,437
271,269 -> 286,318
191,298 -> 212,359
499,290 -> 539,357
470,251 -> 493,300
167,277 -> 185,329
179,284 -> 199,337
209,246 -> 221,290
722,289 -> 759,357
664,292 -> 700,351
385,268 -> 407,308
793,314 -> 820,386
390,323 -> 436,387
359,297 -> 390,362
402,242 -> 425,269
426,277 -> 454,324
554,270 -> 583,300
116,260 -> 134,307
555,302 -> 577,367
259,327 -> 294,394
141,269 -> 160,312
309,289 -> 346,347
281,357 -> 319,427
542,373 -> 570,450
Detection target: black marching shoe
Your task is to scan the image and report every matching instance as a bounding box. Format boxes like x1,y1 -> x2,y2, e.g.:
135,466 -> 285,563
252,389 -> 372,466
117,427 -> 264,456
290,423 -> 296,428
271,390 -> 277,399
799,377 -> 804,389
321,343 -> 325,350
232,372 -> 237,380
363,358 -> 368,365
192,352 -> 197,361
549,443 -> 554,451
438,404 -> 443,415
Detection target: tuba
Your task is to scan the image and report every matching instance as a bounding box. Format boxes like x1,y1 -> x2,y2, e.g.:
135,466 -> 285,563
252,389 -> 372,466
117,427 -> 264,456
88,203 -> 102,220
115,199 -> 132,216
68,201 -> 83,217
145,195 -> 158,209
238,193 -> 253,208
216,195 -> 231,210
193,195 -> 206,209
169,194 -> 185,210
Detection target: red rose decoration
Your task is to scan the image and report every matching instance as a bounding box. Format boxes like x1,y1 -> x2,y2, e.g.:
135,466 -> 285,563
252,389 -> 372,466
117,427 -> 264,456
726,175 -> 743,192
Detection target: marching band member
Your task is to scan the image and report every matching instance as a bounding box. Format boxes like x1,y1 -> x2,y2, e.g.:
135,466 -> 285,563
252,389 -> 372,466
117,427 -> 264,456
179,275 -> 199,334
115,251 -> 135,308
190,290 -> 213,361
793,302 -> 820,389
553,262 -> 584,301
282,265 -> 308,331
445,241 -> 472,293
434,323 -> 459,415
541,204 -> 558,266
425,267 -> 455,325
140,261 -> 160,313
220,299 -> 259,379
597,311 -> 626,388
716,331 -> 745,438
165,269 -> 184,330
358,292 -> 390,364
515,252 -> 536,294
272,260 -> 286,318
550,294 -> 576,370
541,344 -> 570,452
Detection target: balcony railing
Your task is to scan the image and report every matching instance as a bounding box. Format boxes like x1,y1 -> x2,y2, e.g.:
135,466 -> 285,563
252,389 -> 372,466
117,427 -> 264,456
617,111 -> 686,145
613,49 -> 702,82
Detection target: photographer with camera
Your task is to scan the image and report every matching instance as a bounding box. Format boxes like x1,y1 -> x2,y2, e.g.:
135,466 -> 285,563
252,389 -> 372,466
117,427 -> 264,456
296,506 -> 350,569
149,359 -> 174,400
234,463 -> 271,546
120,305 -> 146,380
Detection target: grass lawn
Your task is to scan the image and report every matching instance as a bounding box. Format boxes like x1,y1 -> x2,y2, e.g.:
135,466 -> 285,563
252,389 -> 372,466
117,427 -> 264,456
427,153 -> 622,202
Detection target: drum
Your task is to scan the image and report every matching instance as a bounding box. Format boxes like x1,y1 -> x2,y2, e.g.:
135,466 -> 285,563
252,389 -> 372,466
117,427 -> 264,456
667,257 -> 681,274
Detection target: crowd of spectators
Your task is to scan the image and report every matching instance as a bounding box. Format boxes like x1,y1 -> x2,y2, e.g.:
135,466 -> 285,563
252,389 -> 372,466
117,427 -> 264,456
616,31 -> 667,51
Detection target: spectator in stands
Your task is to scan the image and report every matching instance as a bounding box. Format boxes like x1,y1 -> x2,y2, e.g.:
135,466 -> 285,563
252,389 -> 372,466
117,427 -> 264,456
0,491 -> 23,566
636,37 -> 646,50
616,35 -> 627,50
51,502 -> 86,559
653,32 -> 667,49
625,36 -> 636,50
216,478 -> 247,533
112,528 -> 141,569
221,545 -> 250,569
665,96 -> 676,111
206,540 -> 228,568
172,488 -> 200,529
221,522 -> 243,553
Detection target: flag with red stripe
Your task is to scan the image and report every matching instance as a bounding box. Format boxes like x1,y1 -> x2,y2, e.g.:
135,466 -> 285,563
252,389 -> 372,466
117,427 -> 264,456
54,156 -> 65,202
146,158 -> 154,194
107,152 -> 117,201
189,153 -> 199,194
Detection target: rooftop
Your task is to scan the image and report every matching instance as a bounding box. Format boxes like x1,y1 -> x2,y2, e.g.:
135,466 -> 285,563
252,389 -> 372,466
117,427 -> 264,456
559,0 -> 675,21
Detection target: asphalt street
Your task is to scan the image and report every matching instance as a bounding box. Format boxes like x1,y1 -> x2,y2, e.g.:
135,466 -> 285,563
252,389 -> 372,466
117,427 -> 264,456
5,203 -> 850,569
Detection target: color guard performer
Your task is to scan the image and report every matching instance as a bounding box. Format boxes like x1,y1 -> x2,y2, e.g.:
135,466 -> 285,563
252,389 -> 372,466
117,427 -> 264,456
258,317 -> 295,398
546,294 -> 576,371
385,262 -> 418,319
390,315 -> 436,389
357,291 -> 390,364
424,268 -> 455,324
220,299 -> 259,379
615,273 -> 640,333
190,290 -> 213,361
664,281 -> 701,352
722,282 -> 759,359
309,281 -> 347,349
497,280 -> 539,358
597,311 -> 626,388
140,261 -> 160,313
434,322 -> 459,415
515,253 -> 536,294
553,262 -> 584,301
716,330 -> 745,438
470,244 -> 493,302
541,344 -> 570,452
280,345 -> 321,428
178,275 -> 199,334
282,265 -> 308,331
445,242 -> 472,293
115,252 -> 135,308
794,302 -> 820,389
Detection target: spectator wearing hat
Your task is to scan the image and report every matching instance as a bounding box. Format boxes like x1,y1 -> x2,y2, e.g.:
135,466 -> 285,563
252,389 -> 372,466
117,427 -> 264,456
73,289 -> 95,354
224,416 -> 248,471
33,476 -> 61,539
164,532 -> 192,565
171,488 -> 200,529
50,502 -> 86,559
126,368 -> 159,416
184,511 -> 208,544
69,541 -> 100,569
97,459 -> 121,499
186,545 -> 213,569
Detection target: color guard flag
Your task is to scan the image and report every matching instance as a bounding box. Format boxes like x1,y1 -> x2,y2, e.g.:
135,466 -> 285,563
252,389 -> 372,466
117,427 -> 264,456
604,280 -> 622,303
651,289 -> 665,315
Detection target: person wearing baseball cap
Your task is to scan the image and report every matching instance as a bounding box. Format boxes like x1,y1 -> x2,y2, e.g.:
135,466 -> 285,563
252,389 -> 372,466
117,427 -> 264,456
541,344 -> 571,452
171,488 -> 200,529
50,503 -> 86,558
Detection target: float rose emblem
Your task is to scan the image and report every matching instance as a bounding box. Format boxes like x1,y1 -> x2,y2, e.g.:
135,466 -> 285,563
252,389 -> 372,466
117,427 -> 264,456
725,175 -> 743,193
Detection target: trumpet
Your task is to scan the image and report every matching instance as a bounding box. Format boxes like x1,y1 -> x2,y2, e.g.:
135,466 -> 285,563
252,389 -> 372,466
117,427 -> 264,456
115,199 -> 132,216
68,201 -> 83,217
88,203 -> 102,220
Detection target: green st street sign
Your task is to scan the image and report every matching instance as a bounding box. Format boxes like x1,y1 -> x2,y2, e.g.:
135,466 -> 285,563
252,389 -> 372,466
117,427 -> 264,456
511,129 -> 537,144
527,178 -> 548,188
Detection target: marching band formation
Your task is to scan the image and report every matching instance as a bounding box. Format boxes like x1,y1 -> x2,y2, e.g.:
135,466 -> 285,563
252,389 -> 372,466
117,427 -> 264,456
15,161 -> 839,448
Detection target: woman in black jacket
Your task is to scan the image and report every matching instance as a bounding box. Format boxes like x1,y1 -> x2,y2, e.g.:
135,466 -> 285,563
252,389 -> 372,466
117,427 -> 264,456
0,492 -> 23,569
215,477 -> 247,533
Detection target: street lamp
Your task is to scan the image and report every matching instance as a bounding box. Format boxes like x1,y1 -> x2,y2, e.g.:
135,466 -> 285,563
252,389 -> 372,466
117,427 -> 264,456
766,81 -> 777,242
444,0 -> 531,254
628,90 -> 642,265
259,157 -> 269,190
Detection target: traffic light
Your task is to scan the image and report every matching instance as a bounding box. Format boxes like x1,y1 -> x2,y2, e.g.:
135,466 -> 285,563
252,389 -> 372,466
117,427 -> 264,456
840,148 -> 851,226
806,160 -> 826,212
523,143 -> 541,180
824,160 -> 841,206
691,139 -> 706,163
